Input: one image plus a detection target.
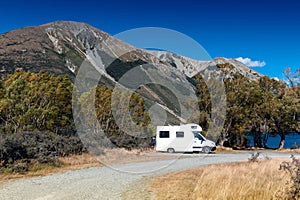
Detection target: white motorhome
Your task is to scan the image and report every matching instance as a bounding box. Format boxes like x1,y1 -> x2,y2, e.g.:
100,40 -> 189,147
155,123 -> 216,153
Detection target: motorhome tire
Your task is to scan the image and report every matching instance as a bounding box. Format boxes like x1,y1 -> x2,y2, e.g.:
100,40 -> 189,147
167,148 -> 175,153
202,146 -> 211,154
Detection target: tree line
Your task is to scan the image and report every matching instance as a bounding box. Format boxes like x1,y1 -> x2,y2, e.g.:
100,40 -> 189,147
193,70 -> 299,148
0,71 -> 150,171
0,69 -> 299,171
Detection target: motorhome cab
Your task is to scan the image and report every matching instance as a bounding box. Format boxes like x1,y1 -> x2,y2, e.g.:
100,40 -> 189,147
155,123 -> 216,153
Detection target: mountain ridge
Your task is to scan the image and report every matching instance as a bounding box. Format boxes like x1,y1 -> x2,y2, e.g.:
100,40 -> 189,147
0,21 -> 264,125
0,20 -> 262,81
147,50 -> 262,80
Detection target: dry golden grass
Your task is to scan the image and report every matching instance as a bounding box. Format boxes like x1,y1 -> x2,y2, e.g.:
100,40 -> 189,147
148,159 -> 289,200
215,146 -> 239,153
95,148 -> 166,165
276,148 -> 300,154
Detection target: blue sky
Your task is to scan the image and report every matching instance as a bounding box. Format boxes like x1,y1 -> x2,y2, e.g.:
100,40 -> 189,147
0,0 -> 299,79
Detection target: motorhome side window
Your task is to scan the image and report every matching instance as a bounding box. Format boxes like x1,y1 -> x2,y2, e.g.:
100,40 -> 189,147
176,131 -> 184,138
159,131 -> 170,138
191,126 -> 197,129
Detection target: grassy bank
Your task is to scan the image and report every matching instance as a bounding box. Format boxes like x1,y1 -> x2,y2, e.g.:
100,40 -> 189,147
148,159 -> 289,200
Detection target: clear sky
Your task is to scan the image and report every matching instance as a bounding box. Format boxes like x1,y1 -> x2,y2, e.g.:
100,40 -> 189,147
1,0 -> 299,79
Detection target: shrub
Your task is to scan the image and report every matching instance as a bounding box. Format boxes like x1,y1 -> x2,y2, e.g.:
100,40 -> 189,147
248,152 -> 260,162
0,131 -> 84,172
277,155 -> 300,199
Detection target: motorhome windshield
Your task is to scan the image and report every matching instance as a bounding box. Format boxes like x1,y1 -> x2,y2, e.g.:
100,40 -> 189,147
193,131 -> 204,141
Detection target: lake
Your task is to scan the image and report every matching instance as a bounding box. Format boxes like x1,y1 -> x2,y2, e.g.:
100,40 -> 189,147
246,133 -> 300,149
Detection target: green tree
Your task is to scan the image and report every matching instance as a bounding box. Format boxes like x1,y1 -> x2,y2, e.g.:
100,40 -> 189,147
0,71 -> 74,134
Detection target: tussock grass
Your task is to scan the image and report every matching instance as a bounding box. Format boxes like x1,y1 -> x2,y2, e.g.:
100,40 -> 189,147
276,148 -> 300,154
148,159 -> 289,200
95,148 -> 165,165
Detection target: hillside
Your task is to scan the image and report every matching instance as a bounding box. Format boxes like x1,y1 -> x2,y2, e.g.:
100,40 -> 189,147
0,21 -> 264,124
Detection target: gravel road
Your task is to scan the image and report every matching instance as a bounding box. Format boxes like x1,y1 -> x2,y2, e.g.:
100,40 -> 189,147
0,152 -> 292,200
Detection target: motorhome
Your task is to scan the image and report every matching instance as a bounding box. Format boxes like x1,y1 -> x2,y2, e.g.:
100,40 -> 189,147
155,123 -> 216,153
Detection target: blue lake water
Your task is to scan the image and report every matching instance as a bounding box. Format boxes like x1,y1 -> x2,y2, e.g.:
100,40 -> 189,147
246,133 -> 300,148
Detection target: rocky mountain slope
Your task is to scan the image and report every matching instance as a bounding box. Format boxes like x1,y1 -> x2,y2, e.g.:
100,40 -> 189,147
147,50 -> 262,80
0,21 -> 262,81
0,21 -> 263,124
0,21 -> 176,81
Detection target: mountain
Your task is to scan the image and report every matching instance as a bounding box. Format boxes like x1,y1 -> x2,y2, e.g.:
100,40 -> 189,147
147,50 -> 262,80
0,21 -> 262,80
0,21 -> 178,81
0,21 -> 263,124
0,22 -> 85,78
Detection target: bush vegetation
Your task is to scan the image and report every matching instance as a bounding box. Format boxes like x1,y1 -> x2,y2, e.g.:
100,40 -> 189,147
193,73 -> 299,148
0,69 -> 299,172
278,155 -> 300,199
0,131 -> 83,172
0,71 -> 150,171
